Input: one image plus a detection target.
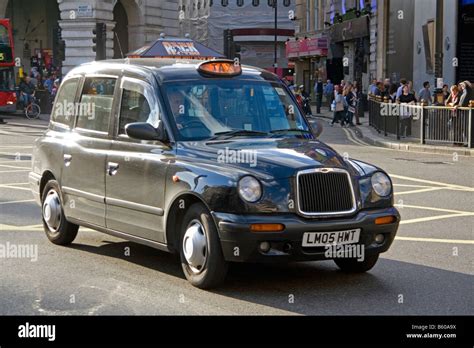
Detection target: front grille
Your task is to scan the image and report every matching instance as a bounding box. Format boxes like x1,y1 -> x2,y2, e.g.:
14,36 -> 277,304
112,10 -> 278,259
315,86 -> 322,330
297,169 -> 355,216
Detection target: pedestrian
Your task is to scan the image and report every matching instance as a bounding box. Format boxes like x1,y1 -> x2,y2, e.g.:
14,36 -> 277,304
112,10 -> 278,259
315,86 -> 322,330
445,85 -> 460,107
418,81 -> 432,105
324,79 -> 334,108
331,85 -> 345,126
373,82 -> 383,96
314,78 -> 323,114
396,78 -> 407,99
458,81 -> 473,107
445,85 -> 461,142
442,84 -> 450,102
369,79 -> 378,95
344,83 -> 356,127
389,83 -> 398,102
397,84 -> 417,138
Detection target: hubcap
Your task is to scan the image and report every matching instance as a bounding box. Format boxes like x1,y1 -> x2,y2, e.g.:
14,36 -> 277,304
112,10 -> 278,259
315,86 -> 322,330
182,220 -> 208,273
43,189 -> 62,233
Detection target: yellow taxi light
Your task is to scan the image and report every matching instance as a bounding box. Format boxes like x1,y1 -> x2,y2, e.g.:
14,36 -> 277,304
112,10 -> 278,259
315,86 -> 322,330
198,60 -> 242,76
250,223 -> 285,232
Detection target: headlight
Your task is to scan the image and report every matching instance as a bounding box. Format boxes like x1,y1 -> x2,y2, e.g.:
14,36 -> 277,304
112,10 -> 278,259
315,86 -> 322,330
371,172 -> 392,197
238,176 -> 262,202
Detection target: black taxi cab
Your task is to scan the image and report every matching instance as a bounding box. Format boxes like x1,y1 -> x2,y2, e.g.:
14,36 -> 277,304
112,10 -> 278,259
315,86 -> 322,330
29,58 -> 399,289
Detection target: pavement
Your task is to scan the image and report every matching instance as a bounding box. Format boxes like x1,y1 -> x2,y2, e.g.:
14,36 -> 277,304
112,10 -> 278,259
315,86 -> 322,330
310,106 -> 474,157
0,113 -> 472,315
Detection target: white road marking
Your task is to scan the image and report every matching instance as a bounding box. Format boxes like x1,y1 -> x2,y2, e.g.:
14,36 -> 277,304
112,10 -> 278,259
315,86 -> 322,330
390,174 -> 474,191
395,236 -> 474,244
395,187 -> 446,195
0,169 -> 30,173
0,163 -> 31,169
0,199 -> 36,205
395,203 -> 474,215
0,185 -> 32,191
399,213 -> 473,225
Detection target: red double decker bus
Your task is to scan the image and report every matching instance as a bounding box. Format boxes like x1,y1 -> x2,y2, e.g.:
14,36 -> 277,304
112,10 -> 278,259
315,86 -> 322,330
0,18 -> 16,113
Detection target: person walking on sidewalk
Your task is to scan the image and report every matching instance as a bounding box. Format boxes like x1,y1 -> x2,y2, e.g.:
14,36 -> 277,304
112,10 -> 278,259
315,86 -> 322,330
344,83 -> 356,127
418,81 -> 432,105
314,78 -> 324,114
331,85 -> 345,126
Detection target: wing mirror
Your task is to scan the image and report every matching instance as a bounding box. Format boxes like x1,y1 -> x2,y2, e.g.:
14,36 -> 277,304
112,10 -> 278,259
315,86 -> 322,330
125,121 -> 166,141
311,120 -> 323,138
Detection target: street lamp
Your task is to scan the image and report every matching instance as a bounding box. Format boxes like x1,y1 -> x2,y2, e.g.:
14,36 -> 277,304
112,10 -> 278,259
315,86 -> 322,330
266,0 -> 278,73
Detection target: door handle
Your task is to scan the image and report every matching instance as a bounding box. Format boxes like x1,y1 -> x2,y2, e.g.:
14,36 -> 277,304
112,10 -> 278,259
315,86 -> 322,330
63,154 -> 72,166
107,162 -> 119,176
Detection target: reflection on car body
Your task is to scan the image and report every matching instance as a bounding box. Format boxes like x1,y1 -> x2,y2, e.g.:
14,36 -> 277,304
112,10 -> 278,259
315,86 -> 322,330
29,58 -> 399,289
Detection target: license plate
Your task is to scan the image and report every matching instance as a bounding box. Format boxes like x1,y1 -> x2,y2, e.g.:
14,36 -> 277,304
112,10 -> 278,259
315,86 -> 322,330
302,229 -> 361,247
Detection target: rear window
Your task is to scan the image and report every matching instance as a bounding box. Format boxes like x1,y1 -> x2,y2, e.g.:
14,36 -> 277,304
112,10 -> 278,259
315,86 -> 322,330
75,77 -> 116,132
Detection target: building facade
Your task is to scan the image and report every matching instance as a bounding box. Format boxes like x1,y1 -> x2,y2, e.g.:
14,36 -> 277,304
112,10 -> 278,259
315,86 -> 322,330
0,0 -> 180,74
179,0 -> 296,76
291,0 -> 464,97
291,0 -> 380,96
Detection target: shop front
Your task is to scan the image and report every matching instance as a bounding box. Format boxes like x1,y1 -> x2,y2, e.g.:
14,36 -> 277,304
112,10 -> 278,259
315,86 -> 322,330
286,35 -> 328,98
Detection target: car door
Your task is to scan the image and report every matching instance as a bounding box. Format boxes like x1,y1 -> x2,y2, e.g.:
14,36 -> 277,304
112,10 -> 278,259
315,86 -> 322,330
61,75 -> 118,227
105,76 -> 171,243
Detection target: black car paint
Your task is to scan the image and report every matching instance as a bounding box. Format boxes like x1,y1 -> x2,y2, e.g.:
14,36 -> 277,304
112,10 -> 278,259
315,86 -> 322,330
31,58 -> 399,263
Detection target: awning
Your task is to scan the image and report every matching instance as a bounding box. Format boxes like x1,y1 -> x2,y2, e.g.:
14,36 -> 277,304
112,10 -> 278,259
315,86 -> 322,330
127,37 -> 225,60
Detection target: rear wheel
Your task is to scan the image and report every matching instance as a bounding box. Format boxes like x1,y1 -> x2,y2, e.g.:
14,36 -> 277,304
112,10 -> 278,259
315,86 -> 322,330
41,180 -> 78,245
179,203 -> 228,289
334,253 -> 379,273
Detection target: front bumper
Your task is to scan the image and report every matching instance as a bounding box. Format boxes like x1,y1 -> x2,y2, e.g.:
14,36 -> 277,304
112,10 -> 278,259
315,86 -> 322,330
212,207 -> 400,263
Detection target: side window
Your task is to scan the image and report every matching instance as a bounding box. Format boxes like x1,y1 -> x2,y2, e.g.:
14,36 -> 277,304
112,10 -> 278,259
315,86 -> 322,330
51,78 -> 79,126
76,77 -> 116,132
118,80 -> 159,135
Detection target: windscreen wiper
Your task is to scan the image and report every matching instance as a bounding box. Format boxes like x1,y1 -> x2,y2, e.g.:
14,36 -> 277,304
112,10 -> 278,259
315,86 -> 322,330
269,128 -> 312,136
209,129 -> 268,140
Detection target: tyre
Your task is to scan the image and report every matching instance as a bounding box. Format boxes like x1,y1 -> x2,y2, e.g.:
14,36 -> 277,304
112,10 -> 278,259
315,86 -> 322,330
25,103 -> 40,119
334,253 -> 379,273
41,180 -> 79,245
179,203 -> 228,289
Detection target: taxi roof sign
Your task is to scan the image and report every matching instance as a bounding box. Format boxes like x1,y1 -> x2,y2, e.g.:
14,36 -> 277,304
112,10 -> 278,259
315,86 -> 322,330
198,60 -> 242,77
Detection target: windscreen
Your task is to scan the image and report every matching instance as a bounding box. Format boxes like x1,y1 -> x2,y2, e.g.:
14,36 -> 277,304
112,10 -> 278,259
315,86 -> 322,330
163,79 -> 310,141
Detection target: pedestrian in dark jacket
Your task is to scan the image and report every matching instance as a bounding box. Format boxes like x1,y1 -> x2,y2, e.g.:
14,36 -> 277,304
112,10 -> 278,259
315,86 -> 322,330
313,78 -> 324,114
458,81 -> 473,107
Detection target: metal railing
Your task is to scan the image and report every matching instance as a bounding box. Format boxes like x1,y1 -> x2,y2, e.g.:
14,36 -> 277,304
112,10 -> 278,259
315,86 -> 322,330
368,95 -> 474,148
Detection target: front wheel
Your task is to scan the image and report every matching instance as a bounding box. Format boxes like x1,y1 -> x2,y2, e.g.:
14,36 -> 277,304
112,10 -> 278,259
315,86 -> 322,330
25,103 -> 41,119
334,253 -> 379,273
179,203 -> 228,289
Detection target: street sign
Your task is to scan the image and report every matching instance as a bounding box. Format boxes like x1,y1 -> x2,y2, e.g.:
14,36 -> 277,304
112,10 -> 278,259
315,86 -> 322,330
77,5 -> 93,18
